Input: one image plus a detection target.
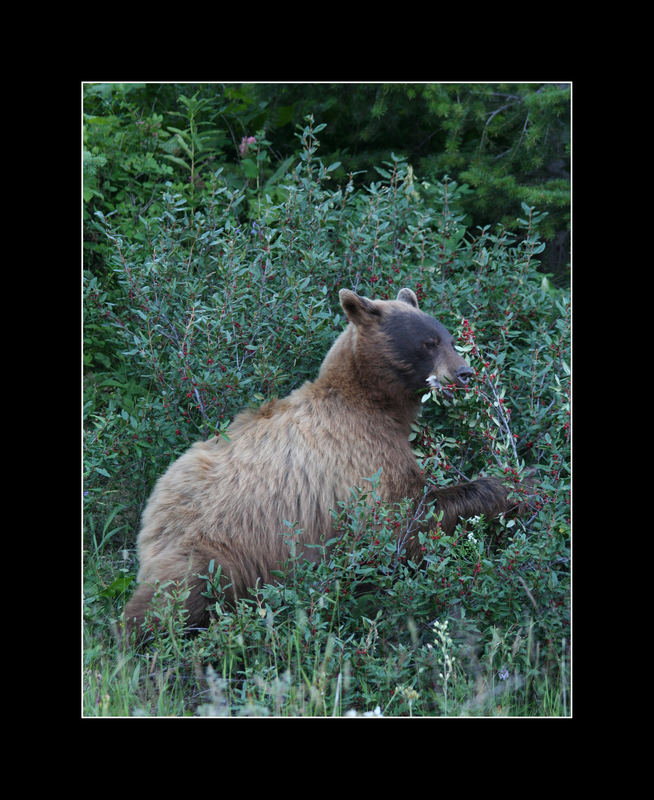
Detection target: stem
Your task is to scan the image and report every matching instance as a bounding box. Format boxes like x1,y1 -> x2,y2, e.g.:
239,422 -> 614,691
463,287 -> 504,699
477,366 -> 519,467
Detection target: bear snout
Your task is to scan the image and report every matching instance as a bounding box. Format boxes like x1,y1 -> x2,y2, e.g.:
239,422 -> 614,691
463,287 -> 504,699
454,365 -> 474,386
426,362 -> 474,394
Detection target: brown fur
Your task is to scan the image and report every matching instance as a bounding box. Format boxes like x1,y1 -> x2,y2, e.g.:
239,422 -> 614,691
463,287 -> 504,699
124,288 -> 519,639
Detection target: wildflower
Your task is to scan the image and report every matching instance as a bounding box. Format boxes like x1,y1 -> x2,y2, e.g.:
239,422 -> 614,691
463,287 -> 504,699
498,668 -> 509,681
344,706 -> 383,717
239,135 -> 257,156
400,686 -> 420,704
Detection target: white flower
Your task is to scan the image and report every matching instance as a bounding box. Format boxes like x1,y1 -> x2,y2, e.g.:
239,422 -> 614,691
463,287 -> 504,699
344,705 -> 383,717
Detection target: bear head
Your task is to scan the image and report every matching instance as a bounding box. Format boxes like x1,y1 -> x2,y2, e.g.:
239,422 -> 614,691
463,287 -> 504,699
338,287 -> 473,397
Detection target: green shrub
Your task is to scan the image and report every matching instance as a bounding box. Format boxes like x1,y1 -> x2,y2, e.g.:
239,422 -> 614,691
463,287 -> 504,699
83,83 -> 570,284
251,83 -> 570,274
83,116 -> 570,716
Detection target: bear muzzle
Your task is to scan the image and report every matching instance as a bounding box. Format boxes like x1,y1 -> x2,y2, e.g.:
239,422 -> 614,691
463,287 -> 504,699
426,363 -> 474,396
453,364 -> 474,386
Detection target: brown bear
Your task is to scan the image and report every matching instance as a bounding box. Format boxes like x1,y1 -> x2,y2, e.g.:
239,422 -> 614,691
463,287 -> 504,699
124,287 -> 519,638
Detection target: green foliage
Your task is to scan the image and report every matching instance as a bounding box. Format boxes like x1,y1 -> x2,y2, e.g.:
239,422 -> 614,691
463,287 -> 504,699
83,83 -> 268,275
83,111 -> 570,716
254,83 -> 570,255
83,83 -> 570,282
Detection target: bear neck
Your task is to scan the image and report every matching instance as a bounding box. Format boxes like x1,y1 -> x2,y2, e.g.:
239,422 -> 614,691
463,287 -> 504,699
315,325 -> 420,431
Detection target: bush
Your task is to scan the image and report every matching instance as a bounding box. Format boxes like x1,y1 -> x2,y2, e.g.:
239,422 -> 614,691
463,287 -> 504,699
83,83 -> 570,283
83,116 -> 570,716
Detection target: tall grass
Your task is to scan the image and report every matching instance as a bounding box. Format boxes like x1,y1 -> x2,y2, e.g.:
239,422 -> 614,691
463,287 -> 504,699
83,493 -> 570,717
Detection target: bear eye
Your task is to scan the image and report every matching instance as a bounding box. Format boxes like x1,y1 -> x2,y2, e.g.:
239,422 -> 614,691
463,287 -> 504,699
424,339 -> 438,350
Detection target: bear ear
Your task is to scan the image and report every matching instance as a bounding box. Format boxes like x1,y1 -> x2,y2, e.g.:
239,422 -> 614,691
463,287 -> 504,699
397,288 -> 419,308
339,289 -> 380,325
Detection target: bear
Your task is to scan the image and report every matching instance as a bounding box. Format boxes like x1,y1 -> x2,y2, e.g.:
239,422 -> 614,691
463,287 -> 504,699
123,287 -> 521,639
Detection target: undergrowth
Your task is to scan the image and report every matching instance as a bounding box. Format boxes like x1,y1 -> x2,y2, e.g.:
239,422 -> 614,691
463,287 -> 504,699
83,116 -> 570,717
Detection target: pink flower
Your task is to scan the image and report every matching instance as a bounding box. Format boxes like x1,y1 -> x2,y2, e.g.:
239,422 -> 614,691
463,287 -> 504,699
239,135 -> 257,156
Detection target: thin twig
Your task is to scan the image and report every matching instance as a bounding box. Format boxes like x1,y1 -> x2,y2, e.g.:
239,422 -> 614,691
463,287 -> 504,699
516,575 -> 538,611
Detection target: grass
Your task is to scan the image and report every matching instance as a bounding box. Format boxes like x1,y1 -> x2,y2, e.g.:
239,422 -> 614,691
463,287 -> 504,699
82,546 -> 570,718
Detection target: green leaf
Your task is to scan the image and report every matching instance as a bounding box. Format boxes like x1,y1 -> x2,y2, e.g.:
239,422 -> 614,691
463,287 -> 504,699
263,155 -> 295,192
174,134 -> 193,159
241,158 -> 258,179
99,575 -> 134,598
163,154 -> 190,170
167,126 -> 189,139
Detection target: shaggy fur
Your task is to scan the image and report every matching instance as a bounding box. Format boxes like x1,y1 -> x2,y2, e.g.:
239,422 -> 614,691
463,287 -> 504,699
124,287 -> 518,638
